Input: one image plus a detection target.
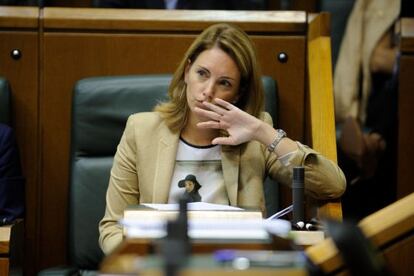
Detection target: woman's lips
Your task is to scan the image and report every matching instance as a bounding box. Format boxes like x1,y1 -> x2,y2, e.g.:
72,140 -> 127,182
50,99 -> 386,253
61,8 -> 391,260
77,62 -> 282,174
195,101 -> 207,110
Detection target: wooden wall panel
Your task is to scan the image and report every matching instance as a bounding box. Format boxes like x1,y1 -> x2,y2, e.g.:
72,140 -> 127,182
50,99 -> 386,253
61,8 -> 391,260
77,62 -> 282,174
397,56 -> 414,199
0,258 -> 9,276
0,31 -> 39,275
40,33 -> 192,267
254,36 -> 306,141
39,31 -> 305,268
397,18 -> 414,199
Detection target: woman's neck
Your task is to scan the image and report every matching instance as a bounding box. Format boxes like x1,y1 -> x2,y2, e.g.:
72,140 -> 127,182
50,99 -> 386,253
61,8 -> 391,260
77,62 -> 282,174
181,118 -> 219,146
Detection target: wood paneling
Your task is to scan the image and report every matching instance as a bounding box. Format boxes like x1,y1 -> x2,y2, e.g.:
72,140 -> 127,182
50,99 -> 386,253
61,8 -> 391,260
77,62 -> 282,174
0,258 -> 9,276
0,7 -> 38,28
397,56 -> 414,199
397,18 -> 414,199
40,30 -> 306,268
43,8 -> 306,33
400,18 -> 414,54
0,7 -> 39,275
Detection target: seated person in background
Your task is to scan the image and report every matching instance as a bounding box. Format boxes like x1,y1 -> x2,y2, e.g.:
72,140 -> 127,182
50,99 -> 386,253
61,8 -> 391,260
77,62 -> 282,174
0,0 -> 37,5
93,0 -> 266,10
99,23 -> 346,254
0,123 -> 25,225
334,0 -> 413,220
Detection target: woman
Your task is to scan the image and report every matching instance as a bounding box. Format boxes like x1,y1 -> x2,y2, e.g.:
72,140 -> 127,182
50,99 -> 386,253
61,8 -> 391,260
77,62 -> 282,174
99,23 -> 346,254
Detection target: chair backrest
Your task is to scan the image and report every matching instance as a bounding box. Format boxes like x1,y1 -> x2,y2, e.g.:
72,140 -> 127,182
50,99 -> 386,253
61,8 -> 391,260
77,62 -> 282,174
68,74 -> 278,269
0,77 -> 11,125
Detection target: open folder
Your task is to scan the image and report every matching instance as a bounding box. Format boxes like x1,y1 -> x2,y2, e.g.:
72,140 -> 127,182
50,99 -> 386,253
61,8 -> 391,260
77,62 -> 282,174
121,202 -> 291,240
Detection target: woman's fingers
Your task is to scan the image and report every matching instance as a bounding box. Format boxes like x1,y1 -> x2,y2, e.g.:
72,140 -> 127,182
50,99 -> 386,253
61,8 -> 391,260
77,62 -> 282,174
194,107 -> 222,121
196,121 -> 221,129
212,136 -> 236,145
197,120 -> 230,130
213,98 -> 233,110
201,101 -> 227,115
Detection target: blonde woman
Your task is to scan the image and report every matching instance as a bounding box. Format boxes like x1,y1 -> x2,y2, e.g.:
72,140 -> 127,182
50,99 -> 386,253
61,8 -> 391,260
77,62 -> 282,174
99,23 -> 346,254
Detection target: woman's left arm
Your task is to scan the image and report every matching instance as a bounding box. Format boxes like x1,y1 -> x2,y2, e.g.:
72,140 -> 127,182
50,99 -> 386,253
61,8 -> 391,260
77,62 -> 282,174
195,98 -> 346,199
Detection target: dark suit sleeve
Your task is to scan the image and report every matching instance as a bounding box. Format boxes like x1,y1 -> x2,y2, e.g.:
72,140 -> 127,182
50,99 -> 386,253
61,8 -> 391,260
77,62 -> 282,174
0,124 -> 25,224
93,0 -> 165,8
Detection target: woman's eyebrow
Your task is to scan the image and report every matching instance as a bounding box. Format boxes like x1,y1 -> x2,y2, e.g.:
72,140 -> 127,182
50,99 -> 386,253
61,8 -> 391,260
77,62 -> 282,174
196,65 -> 210,74
197,65 -> 236,80
221,76 -> 236,81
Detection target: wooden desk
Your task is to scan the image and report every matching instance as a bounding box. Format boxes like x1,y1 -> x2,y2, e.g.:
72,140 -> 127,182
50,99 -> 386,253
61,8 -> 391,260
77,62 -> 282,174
306,192 -> 414,275
0,225 -> 12,275
100,231 -> 324,274
101,254 -> 307,275
0,221 -> 24,276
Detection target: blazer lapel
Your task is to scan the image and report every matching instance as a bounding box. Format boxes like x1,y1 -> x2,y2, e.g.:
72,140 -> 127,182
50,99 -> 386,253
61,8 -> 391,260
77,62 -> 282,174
152,129 -> 179,203
221,145 -> 240,206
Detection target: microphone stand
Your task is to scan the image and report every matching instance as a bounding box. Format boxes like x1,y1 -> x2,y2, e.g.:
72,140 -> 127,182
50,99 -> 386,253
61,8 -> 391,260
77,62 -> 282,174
161,196 -> 191,276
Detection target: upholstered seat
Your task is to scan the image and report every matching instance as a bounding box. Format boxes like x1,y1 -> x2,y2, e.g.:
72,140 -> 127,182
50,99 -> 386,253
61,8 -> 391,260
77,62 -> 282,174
41,74 -> 279,274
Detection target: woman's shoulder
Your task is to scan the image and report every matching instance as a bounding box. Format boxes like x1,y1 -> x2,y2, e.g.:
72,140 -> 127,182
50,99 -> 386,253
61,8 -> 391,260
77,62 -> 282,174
128,112 -> 163,125
125,112 -> 168,137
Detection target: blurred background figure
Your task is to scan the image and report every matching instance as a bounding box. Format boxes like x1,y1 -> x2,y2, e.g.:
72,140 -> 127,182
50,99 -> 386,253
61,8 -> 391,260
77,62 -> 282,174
92,0 -> 267,10
0,123 -> 25,225
335,0 -> 413,220
0,0 -> 37,5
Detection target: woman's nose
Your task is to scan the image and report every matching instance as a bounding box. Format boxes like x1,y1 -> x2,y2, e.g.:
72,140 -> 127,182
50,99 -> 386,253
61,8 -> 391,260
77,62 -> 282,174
202,81 -> 215,101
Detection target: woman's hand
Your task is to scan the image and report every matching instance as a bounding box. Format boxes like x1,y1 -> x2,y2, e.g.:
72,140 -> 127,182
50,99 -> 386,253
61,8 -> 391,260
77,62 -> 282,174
194,98 -> 262,145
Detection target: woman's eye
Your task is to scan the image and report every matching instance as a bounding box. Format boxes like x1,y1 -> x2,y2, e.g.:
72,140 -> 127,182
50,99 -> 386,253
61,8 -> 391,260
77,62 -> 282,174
219,80 -> 232,87
197,70 -> 207,77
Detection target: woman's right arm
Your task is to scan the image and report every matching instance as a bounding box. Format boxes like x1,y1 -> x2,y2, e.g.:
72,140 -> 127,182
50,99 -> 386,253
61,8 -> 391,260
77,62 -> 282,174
99,116 -> 140,255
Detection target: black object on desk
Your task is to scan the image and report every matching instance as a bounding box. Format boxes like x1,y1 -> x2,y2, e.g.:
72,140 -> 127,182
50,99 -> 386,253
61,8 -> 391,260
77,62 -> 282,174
160,196 -> 191,276
292,167 -> 305,227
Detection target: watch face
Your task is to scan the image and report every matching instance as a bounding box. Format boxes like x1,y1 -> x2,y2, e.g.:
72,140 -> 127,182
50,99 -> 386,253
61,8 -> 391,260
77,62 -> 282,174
276,129 -> 287,139
268,129 -> 287,152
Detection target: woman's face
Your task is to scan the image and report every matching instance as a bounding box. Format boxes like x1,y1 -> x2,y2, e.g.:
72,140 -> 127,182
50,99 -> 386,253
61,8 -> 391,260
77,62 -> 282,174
184,47 -> 241,122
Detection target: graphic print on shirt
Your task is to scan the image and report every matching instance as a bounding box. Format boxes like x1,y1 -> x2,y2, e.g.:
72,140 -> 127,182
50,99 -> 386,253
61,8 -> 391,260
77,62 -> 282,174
168,139 -> 228,205
177,174 -> 202,202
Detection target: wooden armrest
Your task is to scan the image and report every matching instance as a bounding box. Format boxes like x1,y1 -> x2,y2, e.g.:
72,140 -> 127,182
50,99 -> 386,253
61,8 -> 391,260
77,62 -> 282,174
0,220 -> 24,275
307,13 -> 342,221
306,193 -> 414,274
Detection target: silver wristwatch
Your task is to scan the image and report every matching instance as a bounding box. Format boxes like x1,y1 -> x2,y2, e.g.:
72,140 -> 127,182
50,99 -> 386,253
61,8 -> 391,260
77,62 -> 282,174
267,129 -> 287,152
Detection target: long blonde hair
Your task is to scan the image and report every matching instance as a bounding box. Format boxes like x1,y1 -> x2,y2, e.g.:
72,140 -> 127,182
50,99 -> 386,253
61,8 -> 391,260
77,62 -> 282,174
155,23 -> 264,132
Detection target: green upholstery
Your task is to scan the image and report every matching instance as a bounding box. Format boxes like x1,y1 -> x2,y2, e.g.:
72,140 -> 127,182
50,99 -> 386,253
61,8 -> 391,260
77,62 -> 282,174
62,74 -> 278,273
0,77 -> 11,125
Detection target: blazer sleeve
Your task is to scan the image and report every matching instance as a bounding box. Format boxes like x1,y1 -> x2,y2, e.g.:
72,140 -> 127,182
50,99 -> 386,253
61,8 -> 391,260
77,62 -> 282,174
99,116 -> 140,254
262,113 -> 346,200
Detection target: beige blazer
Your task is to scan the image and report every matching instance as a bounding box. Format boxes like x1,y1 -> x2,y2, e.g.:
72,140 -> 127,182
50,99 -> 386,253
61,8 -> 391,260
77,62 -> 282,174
99,112 -> 346,254
334,0 -> 400,123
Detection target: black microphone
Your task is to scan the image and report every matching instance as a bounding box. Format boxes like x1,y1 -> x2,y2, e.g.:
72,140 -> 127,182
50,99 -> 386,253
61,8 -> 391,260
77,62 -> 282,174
292,166 -> 305,228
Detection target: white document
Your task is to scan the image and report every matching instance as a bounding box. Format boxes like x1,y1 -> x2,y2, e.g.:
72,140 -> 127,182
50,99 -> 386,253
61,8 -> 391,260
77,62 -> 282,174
121,218 -> 291,240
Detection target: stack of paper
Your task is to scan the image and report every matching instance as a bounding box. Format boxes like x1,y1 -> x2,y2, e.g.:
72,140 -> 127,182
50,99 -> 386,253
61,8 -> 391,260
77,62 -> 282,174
121,203 -> 291,240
